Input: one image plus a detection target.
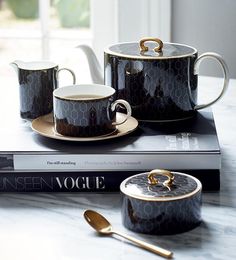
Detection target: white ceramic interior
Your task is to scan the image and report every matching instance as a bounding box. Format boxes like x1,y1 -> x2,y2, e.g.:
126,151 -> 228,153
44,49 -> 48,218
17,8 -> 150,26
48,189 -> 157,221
16,61 -> 57,70
53,84 -> 115,100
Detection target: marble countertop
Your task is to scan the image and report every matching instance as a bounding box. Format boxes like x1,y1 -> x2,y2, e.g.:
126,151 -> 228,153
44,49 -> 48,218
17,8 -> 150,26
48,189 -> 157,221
0,76 -> 235,260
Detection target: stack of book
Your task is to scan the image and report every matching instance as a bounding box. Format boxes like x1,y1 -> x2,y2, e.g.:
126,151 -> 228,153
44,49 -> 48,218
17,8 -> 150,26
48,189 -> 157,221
0,109 -> 220,192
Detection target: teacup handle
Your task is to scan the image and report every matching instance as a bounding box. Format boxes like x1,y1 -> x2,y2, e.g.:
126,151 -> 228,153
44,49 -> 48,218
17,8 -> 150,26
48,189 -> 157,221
193,52 -> 229,110
111,99 -> 132,126
57,68 -> 76,85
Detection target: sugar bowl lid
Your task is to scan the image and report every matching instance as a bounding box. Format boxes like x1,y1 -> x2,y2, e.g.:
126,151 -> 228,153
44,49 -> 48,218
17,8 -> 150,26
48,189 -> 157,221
105,37 -> 197,60
120,169 -> 202,201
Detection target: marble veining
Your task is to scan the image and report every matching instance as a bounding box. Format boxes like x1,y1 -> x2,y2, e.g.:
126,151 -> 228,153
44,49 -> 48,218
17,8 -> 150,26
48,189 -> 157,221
0,76 -> 235,259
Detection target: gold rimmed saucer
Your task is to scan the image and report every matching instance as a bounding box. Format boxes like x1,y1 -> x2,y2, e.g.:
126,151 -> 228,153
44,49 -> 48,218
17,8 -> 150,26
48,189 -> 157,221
31,113 -> 138,142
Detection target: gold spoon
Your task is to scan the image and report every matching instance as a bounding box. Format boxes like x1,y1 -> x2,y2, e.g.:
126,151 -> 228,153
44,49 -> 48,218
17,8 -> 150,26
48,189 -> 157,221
84,209 -> 173,259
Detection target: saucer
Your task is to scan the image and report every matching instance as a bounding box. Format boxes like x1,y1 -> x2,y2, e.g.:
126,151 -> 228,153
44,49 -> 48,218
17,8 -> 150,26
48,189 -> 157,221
31,113 -> 138,142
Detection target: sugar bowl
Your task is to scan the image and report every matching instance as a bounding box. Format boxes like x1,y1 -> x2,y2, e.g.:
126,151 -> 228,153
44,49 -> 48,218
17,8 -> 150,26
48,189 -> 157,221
120,169 -> 202,235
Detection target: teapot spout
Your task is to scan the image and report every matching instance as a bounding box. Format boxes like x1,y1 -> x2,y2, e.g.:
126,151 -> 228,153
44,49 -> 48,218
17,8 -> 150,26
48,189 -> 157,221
77,45 -> 104,84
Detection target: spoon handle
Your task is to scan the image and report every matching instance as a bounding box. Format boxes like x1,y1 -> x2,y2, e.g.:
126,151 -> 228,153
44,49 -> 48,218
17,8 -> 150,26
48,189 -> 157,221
113,230 -> 173,259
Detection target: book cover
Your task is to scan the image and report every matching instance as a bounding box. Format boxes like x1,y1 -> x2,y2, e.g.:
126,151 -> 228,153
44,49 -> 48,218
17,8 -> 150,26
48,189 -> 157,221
0,110 -> 221,171
0,108 -> 221,191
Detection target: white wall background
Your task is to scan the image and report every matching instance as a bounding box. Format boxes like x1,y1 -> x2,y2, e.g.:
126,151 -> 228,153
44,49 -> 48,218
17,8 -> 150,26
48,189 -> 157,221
91,0 -> 171,66
171,0 -> 236,78
91,0 -> 235,78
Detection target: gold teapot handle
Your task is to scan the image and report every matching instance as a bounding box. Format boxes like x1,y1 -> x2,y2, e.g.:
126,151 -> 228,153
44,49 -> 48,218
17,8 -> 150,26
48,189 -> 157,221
148,169 -> 174,187
139,37 -> 163,53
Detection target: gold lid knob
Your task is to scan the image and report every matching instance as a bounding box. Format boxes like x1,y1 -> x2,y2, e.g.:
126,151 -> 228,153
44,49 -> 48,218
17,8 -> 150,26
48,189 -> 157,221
148,169 -> 174,187
139,37 -> 163,53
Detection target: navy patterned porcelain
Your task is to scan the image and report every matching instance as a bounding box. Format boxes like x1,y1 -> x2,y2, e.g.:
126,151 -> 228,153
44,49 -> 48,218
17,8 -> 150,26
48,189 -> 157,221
120,169 -> 202,235
11,60 -> 76,120
103,38 -> 229,121
53,84 -> 132,137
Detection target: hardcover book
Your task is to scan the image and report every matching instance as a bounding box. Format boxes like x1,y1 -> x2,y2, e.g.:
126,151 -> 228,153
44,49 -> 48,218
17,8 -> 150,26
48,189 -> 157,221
0,109 -> 221,191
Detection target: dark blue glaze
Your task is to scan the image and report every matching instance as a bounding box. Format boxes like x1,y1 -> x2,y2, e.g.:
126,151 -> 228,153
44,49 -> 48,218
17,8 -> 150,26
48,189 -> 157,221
120,171 -> 202,235
54,96 -> 116,137
18,67 -> 58,119
121,191 -> 201,235
104,54 -> 198,121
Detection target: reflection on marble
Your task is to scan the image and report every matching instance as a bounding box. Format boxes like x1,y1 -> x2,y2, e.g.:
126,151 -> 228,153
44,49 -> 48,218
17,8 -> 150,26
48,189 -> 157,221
0,77 -> 236,260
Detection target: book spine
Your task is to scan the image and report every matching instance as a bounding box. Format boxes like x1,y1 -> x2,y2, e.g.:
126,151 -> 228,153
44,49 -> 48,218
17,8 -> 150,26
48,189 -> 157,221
0,153 -> 221,171
0,171 -> 135,192
0,170 -> 220,192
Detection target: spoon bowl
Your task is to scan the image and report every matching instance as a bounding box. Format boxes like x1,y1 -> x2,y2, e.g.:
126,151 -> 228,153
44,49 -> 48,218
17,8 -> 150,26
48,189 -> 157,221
84,209 -> 113,234
83,209 -> 173,259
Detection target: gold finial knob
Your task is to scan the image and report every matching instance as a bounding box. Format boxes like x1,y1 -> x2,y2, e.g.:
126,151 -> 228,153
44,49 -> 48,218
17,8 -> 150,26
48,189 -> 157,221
148,169 -> 174,187
139,37 -> 163,53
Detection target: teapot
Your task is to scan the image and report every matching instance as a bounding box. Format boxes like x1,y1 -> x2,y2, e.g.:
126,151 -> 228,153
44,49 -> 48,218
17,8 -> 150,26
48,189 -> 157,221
78,37 -> 229,122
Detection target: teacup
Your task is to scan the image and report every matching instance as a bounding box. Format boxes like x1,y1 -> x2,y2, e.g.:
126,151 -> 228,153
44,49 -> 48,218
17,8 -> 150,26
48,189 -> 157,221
11,60 -> 76,120
53,84 -> 132,137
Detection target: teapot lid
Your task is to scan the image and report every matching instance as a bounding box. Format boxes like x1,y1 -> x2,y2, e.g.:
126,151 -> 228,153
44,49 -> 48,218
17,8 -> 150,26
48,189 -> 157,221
120,169 -> 202,201
105,37 -> 197,60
